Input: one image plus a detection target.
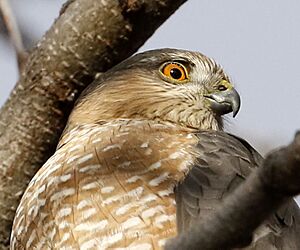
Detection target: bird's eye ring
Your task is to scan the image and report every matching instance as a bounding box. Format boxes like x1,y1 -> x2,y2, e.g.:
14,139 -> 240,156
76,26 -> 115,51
161,63 -> 188,82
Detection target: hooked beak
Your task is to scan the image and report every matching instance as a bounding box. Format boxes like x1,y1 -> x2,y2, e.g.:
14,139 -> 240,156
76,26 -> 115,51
204,88 -> 241,117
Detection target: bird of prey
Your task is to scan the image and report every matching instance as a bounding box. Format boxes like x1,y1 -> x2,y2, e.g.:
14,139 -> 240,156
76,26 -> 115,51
11,49 -> 300,249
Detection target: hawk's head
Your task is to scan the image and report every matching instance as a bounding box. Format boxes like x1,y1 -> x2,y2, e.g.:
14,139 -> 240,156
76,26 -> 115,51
69,49 -> 240,131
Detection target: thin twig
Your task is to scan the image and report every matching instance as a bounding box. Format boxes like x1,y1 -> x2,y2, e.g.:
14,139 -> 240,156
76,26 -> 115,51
0,0 -> 27,71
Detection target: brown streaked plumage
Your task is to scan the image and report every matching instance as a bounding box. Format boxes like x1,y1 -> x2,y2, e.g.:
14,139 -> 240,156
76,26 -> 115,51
11,49 -> 300,249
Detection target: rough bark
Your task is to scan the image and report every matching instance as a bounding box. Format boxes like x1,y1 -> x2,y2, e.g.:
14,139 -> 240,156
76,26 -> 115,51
0,0 -> 187,247
165,132 -> 300,250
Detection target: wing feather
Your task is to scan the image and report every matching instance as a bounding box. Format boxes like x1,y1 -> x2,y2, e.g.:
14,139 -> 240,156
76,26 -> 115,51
175,130 -> 300,249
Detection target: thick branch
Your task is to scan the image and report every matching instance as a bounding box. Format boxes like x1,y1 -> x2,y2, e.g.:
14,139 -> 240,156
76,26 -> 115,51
165,132 -> 300,250
0,0 -> 187,247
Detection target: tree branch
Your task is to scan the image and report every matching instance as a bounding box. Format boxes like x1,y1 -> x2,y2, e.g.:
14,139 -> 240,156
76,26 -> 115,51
165,132 -> 300,250
0,0 -> 187,247
0,0 -> 27,71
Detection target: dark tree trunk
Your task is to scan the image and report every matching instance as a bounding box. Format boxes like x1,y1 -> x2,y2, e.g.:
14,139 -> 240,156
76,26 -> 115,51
0,0 -> 187,247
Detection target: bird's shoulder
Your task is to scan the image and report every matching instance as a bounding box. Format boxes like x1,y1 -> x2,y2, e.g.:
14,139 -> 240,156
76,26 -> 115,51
176,130 -> 300,250
175,130 -> 262,232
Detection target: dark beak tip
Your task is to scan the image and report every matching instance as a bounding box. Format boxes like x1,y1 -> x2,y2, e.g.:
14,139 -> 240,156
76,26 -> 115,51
232,93 -> 241,118
232,103 -> 240,117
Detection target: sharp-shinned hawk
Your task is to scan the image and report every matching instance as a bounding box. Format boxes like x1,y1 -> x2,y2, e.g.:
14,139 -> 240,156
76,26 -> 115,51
11,49 -> 300,249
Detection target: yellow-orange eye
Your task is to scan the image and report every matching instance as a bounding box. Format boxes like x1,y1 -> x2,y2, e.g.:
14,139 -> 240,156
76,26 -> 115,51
162,63 -> 188,81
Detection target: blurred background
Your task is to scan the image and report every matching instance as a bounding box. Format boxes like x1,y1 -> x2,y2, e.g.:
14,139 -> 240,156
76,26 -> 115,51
1,0 -> 300,156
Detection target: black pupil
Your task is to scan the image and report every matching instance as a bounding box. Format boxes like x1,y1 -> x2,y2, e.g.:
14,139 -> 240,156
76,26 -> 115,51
170,68 -> 183,79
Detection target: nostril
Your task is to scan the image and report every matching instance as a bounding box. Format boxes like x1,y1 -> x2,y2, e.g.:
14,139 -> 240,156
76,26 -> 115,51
218,85 -> 227,91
